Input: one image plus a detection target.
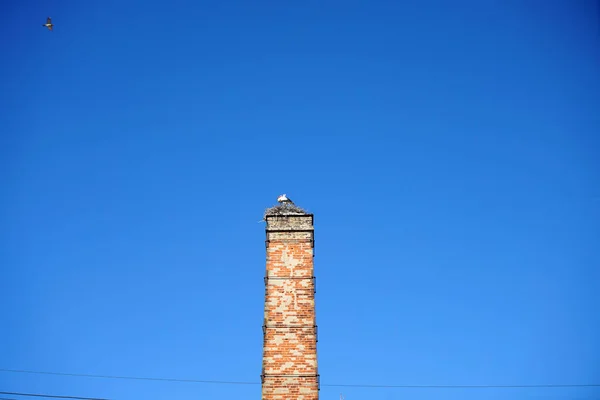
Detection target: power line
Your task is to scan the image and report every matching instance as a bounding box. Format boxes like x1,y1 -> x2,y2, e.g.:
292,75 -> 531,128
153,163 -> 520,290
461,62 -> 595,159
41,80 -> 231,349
0,369 -> 256,385
1,368 -> 599,390
322,383 -> 600,389
0,392 -> 109,400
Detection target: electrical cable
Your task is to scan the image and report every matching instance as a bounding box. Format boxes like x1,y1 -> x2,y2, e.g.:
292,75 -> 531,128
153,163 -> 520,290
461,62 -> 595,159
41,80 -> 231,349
0,369 -> 255,385
0,392 -> 109,400
1,369 -> 599,389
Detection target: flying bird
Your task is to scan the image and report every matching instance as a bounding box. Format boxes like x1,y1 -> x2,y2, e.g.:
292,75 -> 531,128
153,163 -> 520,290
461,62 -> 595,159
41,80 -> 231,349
277,194 -> 294,204
43,17 -> 53,31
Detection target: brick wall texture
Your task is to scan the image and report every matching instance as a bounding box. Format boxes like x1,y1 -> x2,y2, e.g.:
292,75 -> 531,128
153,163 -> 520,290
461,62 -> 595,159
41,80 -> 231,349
262,214 -> 319,400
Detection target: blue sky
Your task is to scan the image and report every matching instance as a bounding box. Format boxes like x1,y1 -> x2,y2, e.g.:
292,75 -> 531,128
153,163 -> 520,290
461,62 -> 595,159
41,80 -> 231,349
1,1 -> 599,399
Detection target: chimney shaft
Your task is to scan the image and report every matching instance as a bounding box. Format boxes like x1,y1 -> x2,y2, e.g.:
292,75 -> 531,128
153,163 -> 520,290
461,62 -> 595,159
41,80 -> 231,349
261,211 -> 319,400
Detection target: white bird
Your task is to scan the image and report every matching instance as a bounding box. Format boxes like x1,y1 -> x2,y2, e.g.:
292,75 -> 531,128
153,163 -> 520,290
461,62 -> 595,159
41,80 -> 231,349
277,194 -> 293,204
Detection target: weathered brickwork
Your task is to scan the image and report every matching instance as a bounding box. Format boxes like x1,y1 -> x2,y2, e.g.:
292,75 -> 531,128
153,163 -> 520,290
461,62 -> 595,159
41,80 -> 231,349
262,214 -> 319,400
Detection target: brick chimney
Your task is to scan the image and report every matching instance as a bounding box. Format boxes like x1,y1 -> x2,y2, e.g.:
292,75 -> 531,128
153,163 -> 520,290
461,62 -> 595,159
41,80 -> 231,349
261,202 -> 319,400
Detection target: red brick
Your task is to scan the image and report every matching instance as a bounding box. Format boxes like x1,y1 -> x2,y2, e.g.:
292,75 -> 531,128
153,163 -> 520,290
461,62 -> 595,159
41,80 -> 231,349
262,214 -> 318,400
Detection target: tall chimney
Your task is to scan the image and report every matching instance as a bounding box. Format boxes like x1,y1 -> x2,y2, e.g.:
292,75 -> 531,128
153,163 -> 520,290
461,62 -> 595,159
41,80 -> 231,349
261,201 -> 319,400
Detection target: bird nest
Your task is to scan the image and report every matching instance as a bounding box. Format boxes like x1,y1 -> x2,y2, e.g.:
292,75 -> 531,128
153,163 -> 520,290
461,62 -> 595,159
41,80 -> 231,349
263,203 -> 309,220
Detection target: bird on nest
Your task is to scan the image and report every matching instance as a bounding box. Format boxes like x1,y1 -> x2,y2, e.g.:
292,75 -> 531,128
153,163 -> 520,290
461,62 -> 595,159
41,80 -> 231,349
43,17 -> 53,31
277,194 -> 294,205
